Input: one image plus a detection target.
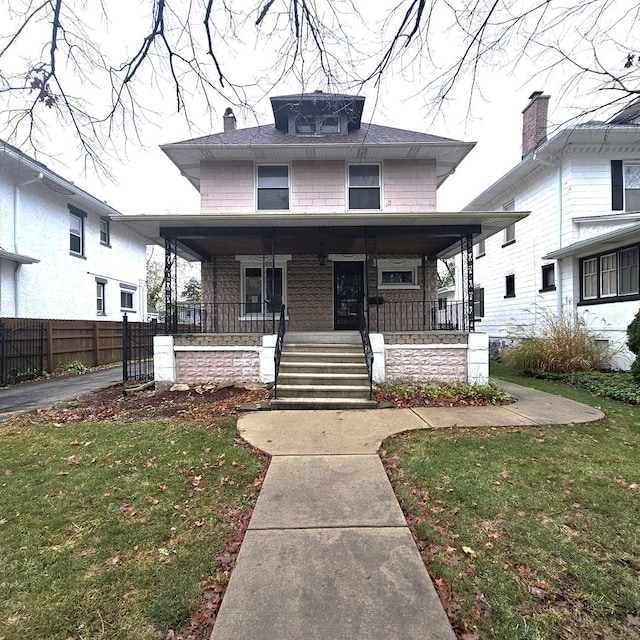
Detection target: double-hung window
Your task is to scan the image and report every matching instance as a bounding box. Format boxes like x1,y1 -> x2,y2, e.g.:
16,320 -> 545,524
600,253 -> 617,297
582,258 -> 598,300
96,280 -> 106,315
473,287 -> 485,319
612,161 -> 640,212
120,284 -> 136,311
348,164 -> 380,210
100,218 -> 110,246
257,165 -> 289,210
243,266 -> 284,314
69,206 -> 86,256
580,246 -> 639,302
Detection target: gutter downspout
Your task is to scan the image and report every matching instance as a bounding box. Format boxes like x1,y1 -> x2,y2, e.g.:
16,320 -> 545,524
532,151 -> 563,315
13,173 -> 44,316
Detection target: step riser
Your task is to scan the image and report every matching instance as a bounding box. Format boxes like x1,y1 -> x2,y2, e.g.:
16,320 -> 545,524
270,399 -> 377,410
278,375 -> 369,386
279,364 -> 368,375
283,347 -> 364,356
281,352 -> 364,361
277,386 -> 370,399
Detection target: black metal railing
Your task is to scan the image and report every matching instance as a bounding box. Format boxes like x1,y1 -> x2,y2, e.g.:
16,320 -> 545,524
123,316 -> 158,381
273,305 -> 286,398
0,320 -> 44,386
359,309 -> 374,400
368,300 -> 467,333
166,302 -> 284,334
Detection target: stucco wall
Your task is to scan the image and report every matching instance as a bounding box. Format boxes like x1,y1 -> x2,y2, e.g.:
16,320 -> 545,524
0,170 -> 147,320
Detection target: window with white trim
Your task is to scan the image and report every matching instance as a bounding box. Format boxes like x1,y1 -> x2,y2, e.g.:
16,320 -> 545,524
348,164 -> 380,210
238,256 -> 290,317
377,259 -> 420,289
120,284 -> 136,311
476,239 -> 486,257
583,258 -> 598,299
257,165 -> 289,210
600,253 -> 617,297
96,280 -> 106,315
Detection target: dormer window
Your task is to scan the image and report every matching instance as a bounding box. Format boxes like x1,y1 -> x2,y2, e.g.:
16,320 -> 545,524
293,114 -> 342,136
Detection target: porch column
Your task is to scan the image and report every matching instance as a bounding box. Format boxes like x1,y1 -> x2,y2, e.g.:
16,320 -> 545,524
164,237 -> 178,332
462,234 -> 475,332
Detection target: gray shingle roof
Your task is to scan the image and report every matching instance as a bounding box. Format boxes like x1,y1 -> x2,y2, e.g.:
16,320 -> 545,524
167,122 -> 462,147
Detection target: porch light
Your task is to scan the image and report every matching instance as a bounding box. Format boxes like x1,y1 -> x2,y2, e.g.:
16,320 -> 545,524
317,247 -> 327,266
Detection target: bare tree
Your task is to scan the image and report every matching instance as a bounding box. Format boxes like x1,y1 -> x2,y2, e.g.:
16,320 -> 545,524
0,0 -> 637,168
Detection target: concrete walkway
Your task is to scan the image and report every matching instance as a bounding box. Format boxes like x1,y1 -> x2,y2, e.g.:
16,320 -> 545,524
212,383 -> 604,640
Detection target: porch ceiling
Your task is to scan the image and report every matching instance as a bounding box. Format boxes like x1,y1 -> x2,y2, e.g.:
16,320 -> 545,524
116,211 -> 528,261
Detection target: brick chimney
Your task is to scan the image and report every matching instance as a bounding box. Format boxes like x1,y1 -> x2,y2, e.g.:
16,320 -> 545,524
522,91 -> 550,158
223,107 -> 237,132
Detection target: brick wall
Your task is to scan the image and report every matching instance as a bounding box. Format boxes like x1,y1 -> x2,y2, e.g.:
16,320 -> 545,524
176,350 -> 261,384
287,255 -> 334,331
385,346 -> 467,382
383,333 -> 467,345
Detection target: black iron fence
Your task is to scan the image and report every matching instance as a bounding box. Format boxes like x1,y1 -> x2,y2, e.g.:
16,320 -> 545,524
167,302 -> 282,334
0,320 -> 45,386
123,317 -> 158,381
164,300 -> 467,334
368,300 -> 467,333
273,305 -> 286,398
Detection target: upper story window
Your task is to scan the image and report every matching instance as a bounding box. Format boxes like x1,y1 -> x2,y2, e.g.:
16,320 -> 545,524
69,206 -> 86,257
348,164 -> 380,210
257,165 -> 289,210
100,218 -> 110,246
612,160 -> 640,212
476,239 -> 486,258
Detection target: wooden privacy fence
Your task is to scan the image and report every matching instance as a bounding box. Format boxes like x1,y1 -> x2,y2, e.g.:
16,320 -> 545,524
0,318 -> 136,375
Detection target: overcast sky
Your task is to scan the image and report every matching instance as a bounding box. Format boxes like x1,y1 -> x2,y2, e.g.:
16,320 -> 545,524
1,1 -> 628,215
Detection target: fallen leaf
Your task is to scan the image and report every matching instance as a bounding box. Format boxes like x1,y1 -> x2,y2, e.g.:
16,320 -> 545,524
530,586 -> 546,600
105,556 -> 121,566
462,546 -> 477,557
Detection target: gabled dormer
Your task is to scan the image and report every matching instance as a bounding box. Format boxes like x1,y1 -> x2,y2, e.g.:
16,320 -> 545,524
270,90 -> 365,136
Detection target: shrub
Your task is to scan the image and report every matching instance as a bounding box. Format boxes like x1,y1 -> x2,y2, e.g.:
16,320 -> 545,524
626,307 -> 640,382
500,308 -> 617,374
55,360 -> 89,375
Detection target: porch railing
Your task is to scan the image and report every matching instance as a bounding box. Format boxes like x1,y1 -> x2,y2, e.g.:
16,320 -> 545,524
165,300 -> 467,334
167,302 -> 283,334
368,300 -> 467,333
273,305 -> 286,398
359,309 -> 374,400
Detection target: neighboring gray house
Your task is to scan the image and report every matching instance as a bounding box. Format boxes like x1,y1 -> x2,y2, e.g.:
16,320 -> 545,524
461,93 -> 640,370
0,140 -> 148,320
124,91 -> 526,397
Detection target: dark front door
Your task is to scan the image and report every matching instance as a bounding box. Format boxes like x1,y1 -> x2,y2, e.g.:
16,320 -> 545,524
334,261 -> 364,330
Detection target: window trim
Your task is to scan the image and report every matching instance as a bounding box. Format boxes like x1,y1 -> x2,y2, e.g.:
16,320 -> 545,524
348,163 -> 382,211
236,255 -> 291,319
504,274 -> 516,298
377,258 -> 421,290
475,239 -> 486,258
473,287 -> 485,319
256,164 -> 290,211
612,160 -> 640,212
540,263 -> 556,293
579,244 -> 640,304
69,206 -> 86,257
120,283 -> 136,312
96,278 -> 107,316
100,217 -> 111,247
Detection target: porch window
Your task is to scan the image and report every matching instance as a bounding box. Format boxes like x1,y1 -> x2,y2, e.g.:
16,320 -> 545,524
600,253 -> 617,297
243,266 -> 284,315
580,246 -> 640,302
348,164 -> 380,210
377,259 -> 420,289
257,165 -> 289,210
620,247 -> 639,295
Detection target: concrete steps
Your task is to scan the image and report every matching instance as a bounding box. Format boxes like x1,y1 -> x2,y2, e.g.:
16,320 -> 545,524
273,333 -> 376,410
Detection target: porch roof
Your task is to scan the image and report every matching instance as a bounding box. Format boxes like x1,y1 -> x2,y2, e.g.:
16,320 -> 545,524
117,211 -> 528,261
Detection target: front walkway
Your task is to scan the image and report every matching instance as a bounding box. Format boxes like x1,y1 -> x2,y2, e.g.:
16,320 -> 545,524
210,383 -> 604,639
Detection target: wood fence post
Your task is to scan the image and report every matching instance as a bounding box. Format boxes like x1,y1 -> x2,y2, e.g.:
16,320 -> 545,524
93,322 -> 100,366
46,321 -> 54,373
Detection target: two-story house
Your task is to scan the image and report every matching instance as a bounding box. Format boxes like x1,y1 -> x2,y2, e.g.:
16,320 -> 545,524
125,91 -> 526,403
0,140 -> 148,320
462,93 -> 640,370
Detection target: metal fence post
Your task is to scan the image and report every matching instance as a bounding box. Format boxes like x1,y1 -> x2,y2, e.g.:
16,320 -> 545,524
122,315 -> 129,381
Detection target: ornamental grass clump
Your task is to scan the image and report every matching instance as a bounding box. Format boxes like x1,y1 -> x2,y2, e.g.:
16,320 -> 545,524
500,308 -> 617,374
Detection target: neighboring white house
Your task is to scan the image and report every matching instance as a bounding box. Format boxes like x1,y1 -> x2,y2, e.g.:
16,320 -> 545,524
460,93 -> 640,370
0,140 -> 148,320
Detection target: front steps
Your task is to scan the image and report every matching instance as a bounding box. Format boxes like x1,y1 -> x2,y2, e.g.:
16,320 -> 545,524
271,332 -> 377,410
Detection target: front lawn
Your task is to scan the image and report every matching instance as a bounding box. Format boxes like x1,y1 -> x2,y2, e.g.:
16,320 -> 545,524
382,364 -> 640,639
0,389 -> 268,640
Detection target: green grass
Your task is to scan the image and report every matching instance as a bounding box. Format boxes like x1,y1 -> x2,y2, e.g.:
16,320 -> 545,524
0,415 -> 266,640
382,363 -> 640,639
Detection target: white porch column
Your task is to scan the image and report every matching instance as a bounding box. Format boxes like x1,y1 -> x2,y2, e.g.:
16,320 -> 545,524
260,334 -> 277,383
467,332 -> 489,384
154,335 -> 177,382
370,333 -> 385,383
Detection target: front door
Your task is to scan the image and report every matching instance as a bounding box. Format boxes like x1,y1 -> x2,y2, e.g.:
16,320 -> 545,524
334,261 -> 364,330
